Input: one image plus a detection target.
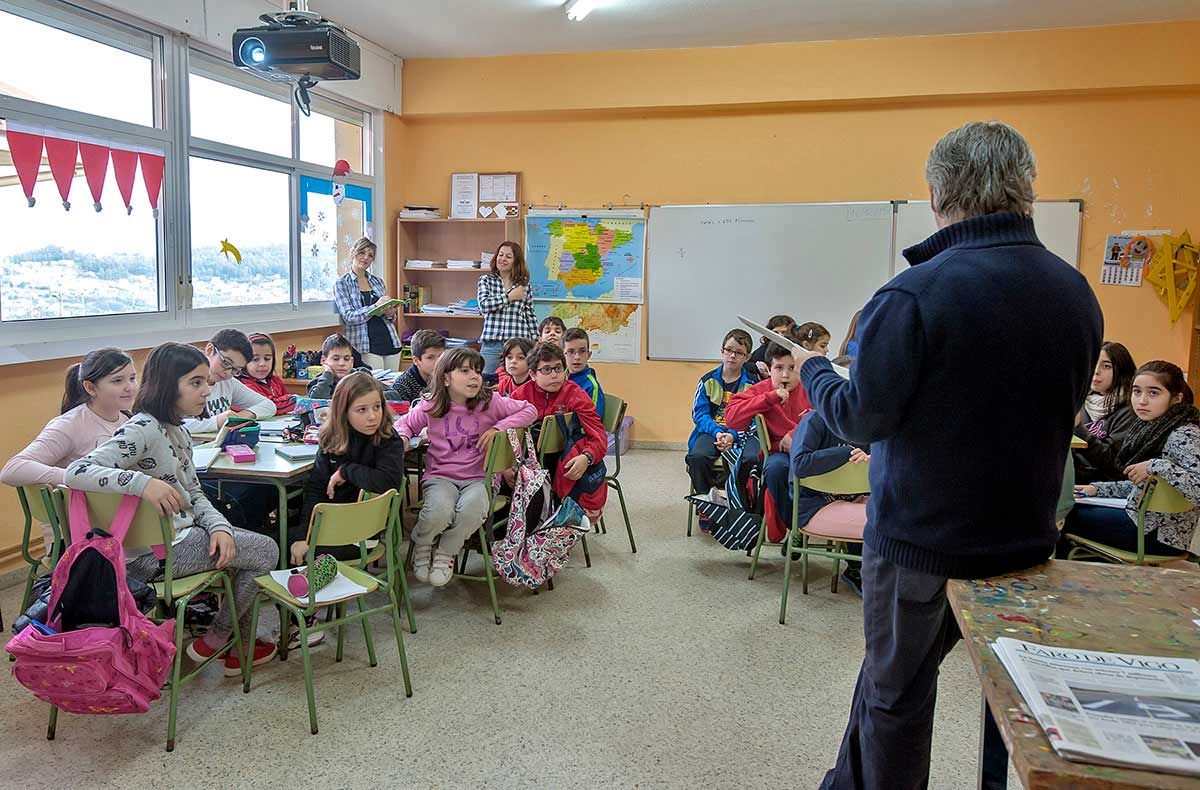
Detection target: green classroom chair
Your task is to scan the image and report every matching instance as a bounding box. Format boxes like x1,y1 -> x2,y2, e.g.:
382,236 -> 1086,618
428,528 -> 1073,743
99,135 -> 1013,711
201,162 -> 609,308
745,415 -> 779,579
599,394 -> 637,553
13,485 -> 66,616
535,414 -> 592,569
456,429 -> 519,624
62,489 -> 247,752
247,489 -> 413,735
779,459 -> 871,624
1064,476 -> 1195,566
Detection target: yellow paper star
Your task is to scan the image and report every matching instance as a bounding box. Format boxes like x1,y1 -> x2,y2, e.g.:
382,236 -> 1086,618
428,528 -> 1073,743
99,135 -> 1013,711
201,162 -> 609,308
1145,230 -> 1200,323
220,238 -> 243,265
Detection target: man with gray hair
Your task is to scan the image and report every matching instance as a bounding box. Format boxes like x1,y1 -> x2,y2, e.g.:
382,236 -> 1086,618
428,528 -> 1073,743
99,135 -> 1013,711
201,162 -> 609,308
790,121 -> 1102,788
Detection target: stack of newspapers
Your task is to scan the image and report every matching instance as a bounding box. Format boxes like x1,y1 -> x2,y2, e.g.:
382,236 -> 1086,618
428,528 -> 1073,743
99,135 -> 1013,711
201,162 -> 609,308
994,637 -> 1200,776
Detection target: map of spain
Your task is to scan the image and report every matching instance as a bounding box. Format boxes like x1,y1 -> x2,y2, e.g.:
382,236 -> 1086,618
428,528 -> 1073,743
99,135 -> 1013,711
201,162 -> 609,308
534,302 -> 642,364
525,215 -> 646,303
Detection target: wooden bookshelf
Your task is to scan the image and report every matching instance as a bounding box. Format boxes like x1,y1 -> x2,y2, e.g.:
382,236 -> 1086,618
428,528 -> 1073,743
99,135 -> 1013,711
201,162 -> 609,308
396,216 -> 522,341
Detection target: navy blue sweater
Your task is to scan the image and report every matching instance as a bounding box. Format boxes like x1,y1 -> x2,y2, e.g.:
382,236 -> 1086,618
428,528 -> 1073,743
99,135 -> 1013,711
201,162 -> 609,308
800,212 -> 1102,578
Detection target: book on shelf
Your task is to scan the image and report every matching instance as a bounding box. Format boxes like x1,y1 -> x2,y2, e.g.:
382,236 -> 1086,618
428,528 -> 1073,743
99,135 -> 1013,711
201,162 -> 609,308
400,206 -> 441,219
446,259 -> 479,269
401,284 -> 430,311
406,259 -> 437,269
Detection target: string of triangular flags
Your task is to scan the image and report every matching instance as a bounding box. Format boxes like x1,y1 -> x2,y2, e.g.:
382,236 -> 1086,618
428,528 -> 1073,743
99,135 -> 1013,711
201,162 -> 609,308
6,125 -> 164,215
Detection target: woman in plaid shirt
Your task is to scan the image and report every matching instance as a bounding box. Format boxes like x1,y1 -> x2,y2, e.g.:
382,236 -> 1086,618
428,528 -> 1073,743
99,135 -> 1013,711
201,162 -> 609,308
333,238 -> 402,369
477,241 -> 538,376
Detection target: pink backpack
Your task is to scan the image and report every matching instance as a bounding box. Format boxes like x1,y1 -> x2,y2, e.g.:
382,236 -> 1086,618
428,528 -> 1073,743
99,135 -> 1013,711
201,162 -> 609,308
5,491 -> 176,715
491,430 -> 588,589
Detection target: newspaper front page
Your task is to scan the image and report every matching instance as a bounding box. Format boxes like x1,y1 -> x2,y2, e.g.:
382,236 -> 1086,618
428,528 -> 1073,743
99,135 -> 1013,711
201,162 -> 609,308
994,637 -> 1200,777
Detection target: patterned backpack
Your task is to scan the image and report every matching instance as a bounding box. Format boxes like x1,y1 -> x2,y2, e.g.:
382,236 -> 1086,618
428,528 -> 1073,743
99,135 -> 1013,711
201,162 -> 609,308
5,491 -> 176,715
491,429 -> 590,589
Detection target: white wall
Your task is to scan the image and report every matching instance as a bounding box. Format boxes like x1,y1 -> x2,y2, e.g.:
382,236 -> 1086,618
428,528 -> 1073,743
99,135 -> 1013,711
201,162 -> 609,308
100,0 -> 402,112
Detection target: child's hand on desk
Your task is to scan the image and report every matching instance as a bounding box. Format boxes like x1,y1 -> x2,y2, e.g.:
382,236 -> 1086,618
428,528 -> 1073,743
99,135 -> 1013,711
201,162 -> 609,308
564,454 -> 589,481
289,540 -> 309,566
1074,484 -> 1098,498
780,431 -> 794,453
326,467 -> 346,499
476,428 -> 499,451
1124,461 -> 1151,486
715,432 -> 734,452
143,479 -> 186,517
849,448 -> 870,464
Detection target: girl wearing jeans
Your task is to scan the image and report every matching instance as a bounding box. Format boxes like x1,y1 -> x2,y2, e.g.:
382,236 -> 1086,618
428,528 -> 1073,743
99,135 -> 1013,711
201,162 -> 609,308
399,348 -> 536,586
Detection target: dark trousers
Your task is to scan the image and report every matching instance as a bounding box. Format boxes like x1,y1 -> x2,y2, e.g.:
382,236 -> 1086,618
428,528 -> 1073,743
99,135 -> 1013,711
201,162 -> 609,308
763,451 -> 792,532
822,542 -> 1011,789
201,480 -> 278,534
685,433 -> 724,493
1057,503 -> 1176,557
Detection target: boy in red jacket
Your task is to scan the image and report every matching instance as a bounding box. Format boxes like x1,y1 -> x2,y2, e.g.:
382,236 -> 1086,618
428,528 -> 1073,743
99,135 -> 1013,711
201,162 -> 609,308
511,342 -> 608,518
239,333 -> 294,414
725,342 -> 812,542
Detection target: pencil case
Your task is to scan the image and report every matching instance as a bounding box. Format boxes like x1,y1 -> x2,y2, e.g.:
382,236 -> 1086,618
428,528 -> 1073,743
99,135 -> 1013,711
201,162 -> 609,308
287,554 -> 338,598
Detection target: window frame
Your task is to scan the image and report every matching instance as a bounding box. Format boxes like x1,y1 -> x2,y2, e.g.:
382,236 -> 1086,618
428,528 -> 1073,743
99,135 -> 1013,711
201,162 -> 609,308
0,0 -> 386,363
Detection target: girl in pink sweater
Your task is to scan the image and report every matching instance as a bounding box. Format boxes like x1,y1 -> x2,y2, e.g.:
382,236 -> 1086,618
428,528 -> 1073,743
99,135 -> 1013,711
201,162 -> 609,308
398,348 -> 536,587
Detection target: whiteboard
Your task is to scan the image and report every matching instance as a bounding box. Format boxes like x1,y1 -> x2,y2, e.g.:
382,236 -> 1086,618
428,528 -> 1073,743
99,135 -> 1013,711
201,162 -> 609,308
647,203 -> 895,361
892,201 -> 1082,276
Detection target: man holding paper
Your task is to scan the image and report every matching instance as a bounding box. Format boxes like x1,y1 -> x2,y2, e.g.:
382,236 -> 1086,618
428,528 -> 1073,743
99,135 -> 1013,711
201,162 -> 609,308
792,122 -> 1103,789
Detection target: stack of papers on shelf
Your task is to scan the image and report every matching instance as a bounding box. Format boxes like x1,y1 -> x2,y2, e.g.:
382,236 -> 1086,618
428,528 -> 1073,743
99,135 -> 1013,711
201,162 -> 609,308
420,304 -> 453,314
449,299 -> 481,315
445,337 -> 478,347
406,259 -> 436,269
446,260 -> 479,269
400,206 -> 441,219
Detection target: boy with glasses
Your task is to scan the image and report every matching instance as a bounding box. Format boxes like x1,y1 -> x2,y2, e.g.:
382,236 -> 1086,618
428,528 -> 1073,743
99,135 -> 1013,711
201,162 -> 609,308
184,328 -> 277,435
686,329 -> 755,520
563,327 -> 605,420
511,342 -> 608,520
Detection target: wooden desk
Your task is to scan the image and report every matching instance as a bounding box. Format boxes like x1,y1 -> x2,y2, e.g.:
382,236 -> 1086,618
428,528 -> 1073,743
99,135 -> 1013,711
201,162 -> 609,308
199,442 -> 315,570
947,561 -> 1200,789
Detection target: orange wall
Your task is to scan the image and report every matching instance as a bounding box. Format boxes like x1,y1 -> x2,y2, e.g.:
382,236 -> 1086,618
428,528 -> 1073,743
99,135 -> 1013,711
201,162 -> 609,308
0,326 -> 336,571
388,21 -> 1200,447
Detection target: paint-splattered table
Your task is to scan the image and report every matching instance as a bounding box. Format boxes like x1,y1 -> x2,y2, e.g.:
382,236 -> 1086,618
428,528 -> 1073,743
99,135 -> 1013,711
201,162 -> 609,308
947,560 -> 1200,789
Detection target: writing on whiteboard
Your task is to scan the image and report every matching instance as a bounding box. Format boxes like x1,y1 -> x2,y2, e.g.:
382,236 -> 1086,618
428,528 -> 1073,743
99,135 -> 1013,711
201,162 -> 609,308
700,218 -> 756,226
847,204 -> 891,222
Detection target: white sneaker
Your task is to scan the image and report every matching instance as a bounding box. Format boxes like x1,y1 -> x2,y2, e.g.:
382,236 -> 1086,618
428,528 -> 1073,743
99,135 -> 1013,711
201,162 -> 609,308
708,486 -> 728,506
429,552 -> 454,587
413,544 -> 433,583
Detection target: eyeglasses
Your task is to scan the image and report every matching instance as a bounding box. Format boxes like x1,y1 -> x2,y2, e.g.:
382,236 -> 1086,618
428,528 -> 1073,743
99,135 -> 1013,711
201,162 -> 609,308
536,364 -> 565,376
721,346 -> 749,360
217,350 -> 245,376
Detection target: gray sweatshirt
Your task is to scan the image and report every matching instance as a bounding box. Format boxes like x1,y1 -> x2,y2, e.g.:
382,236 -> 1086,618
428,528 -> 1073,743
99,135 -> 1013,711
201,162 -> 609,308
183,377 -> 276,434
65,413 -> 232,557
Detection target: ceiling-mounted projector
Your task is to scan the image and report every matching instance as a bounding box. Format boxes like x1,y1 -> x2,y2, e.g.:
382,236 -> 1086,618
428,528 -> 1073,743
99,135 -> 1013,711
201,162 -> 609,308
232,10 -> 360,82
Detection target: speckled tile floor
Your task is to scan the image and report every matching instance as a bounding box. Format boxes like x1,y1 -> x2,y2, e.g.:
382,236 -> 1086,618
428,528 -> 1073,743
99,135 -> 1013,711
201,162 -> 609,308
0,450 -> 1018,789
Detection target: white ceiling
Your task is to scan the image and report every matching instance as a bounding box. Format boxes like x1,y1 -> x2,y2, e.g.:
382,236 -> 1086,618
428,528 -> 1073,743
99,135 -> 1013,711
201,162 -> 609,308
312,0 -> 1200,59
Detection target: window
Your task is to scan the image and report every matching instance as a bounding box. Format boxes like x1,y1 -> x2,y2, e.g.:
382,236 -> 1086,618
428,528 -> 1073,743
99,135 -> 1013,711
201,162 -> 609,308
300,177 -> 373,302
299,110 -> 364,172
189,157 -> 290,308
0,8 -> 154,126
188,73 -> 290,158
0,124 -> 161,321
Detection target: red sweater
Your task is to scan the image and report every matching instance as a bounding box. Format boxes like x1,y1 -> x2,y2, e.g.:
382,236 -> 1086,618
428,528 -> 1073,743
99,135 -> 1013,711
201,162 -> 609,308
239,374 -> 294,414
724,378 -> 812,452
495,368 -> 531,398
511,379 -> 608,512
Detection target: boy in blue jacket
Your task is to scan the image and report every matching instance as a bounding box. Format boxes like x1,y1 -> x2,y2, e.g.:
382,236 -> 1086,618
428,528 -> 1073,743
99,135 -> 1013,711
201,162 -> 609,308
686,329 -> 755,513
789,408 -> 869,594
564,327 -> 605,420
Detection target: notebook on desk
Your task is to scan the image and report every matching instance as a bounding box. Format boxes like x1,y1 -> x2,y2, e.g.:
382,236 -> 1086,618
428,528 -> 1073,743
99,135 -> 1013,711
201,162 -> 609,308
276,443 -> 320,460
192,447 -> 221,472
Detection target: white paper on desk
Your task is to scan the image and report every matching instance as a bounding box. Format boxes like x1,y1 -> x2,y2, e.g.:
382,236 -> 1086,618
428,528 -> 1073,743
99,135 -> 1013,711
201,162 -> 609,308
1073,496 -> 1128,509
192,447 -> 220,472
269,568 -> 367,605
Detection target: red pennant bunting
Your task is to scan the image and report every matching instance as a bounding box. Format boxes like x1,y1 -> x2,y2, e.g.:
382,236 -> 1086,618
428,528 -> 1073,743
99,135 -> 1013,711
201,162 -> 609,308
6,130 -> 44,207
138,152 -> 164,218
43,137 -> 78,211
79,143 -> 110,213
111,149 -> 138,215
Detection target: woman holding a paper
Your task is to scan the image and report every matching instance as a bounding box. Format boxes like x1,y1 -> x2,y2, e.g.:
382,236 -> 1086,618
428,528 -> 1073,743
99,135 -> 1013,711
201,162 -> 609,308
477,241 -> 538,377
333,237 -> 403,370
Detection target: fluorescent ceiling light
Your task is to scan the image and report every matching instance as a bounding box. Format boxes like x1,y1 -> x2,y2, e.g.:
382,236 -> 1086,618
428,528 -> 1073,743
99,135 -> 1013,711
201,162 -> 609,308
566,0 -> 601,22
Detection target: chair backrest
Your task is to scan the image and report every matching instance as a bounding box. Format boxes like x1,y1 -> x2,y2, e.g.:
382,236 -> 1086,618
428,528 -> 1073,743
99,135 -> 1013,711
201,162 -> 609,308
753,414 -> 770,458
15,484 -> 66,566
77,490 -> 173,548
601,394 -> 627,435
1141,477 -> 1195,515
311,489 -> 397,547
797,460 -> 871,496
19,484 -> 58,524
537,413 -> 575,456
484,428 -> 521,474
